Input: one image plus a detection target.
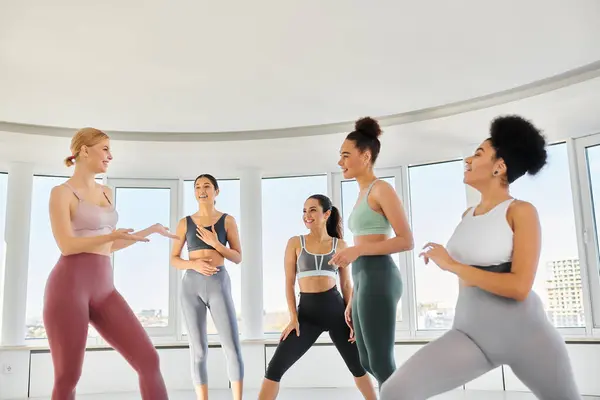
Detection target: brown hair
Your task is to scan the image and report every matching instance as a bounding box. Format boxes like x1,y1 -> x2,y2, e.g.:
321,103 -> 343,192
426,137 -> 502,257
65,127 -> 109,167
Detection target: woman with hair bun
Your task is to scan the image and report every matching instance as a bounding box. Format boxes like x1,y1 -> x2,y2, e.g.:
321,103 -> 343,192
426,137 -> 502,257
258,194 -> 377,400
45,127 -> 177,399
379,116 -> 581,399
330,117 -> 414,387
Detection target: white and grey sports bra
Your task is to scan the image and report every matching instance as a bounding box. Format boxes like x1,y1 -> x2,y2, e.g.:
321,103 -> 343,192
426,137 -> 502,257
296,235 -> 338,279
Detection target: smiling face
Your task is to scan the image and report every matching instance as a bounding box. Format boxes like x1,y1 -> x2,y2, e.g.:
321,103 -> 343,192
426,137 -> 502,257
463,139 -> 506,188
338,139 -> 370,179
194,176 -> 219,205
80,138 -> 112,174
303,197 -> 330,230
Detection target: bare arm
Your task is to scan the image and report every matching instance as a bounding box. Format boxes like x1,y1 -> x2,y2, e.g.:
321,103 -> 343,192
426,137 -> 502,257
169,218 -> 198,270
337,240 -> 353,305
213,215 -> 242,264
49,186 -> 116,255
448,201 -> 540,301
358,181 -> 414,256
284,237 -> 300,321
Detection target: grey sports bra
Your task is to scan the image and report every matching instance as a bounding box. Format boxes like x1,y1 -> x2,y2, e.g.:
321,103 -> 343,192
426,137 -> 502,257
296,235 -> 338,279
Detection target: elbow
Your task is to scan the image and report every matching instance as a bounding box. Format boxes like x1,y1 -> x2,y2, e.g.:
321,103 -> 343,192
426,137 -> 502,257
510,284 -> 531,302
401,235 -> 414,252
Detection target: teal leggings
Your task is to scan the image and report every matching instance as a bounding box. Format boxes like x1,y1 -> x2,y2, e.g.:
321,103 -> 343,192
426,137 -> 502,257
351,255 -> 402,386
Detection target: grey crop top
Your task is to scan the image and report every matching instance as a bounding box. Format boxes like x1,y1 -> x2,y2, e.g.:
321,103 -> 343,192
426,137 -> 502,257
185,214 -> 228,252
296,235 -> 338,279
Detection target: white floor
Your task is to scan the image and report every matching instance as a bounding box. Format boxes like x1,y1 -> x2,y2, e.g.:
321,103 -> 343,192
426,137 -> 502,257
28,389 -> 600,399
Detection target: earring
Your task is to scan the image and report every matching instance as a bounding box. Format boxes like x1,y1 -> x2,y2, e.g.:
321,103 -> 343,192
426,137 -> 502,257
493,171 -> 499,176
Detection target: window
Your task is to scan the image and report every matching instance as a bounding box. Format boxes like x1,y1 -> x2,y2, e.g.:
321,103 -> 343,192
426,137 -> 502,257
111,183 -> 174,330
340,177 -> 402,321
511,143 -> 583,328
408,161 -> 466,331
180,179 -> 242,336
0,173 -> 7,277
262,175 -> 328,333
25,176 -> 103,339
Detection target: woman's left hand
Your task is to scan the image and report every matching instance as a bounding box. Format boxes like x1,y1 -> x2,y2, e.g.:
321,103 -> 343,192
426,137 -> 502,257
329,246 -> 361,269
152,224 -> 179,239
196,224 -> 219,248
419,242 -> 455,271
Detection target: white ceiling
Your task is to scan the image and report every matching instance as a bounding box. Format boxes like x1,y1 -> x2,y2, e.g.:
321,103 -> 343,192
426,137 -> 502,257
1,0 -> 599,132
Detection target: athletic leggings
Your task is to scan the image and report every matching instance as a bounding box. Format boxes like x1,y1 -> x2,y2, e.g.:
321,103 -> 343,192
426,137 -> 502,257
351,255 -> 402,386
380,286 -> 581,399
43,253 -> 168,400
180,267 -> 243,385
265,286 -> 366,382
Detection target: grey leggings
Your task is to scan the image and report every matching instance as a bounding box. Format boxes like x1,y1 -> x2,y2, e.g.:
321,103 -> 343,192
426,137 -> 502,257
380,286 -> 581,399
181,267 -> 244,385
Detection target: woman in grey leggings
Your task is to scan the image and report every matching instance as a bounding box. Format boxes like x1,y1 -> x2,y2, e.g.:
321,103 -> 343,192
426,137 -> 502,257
171,174 -> 244,400
380,116 -> 581,400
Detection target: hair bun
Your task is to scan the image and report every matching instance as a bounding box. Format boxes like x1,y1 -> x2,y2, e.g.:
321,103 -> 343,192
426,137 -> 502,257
355,117 -> 382,139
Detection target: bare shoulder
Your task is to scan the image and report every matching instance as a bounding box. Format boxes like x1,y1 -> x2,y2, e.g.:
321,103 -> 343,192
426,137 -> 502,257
287,235 -> 301,249
100,184 -> 114,202
224,214 -> 238,226
507,200 -> 539,228
371,179 -> 395,196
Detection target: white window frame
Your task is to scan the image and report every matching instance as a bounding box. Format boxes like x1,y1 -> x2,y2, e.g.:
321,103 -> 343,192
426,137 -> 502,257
105,178 -> 180,340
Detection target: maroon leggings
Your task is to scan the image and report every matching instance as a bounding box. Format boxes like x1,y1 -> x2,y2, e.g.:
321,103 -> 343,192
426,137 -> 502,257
43,253 -> 168,399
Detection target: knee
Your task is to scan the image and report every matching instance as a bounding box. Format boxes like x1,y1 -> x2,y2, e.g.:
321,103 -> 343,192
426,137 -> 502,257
228,351 -> 244,382
379,371 -> 419,400
55,364 -> 83,391
369,357 -> 395,385
264,359 -> 285,383
134,347 -> 161,375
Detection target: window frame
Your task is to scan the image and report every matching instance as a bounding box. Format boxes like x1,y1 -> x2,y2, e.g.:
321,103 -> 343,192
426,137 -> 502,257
105,178 -> 180,340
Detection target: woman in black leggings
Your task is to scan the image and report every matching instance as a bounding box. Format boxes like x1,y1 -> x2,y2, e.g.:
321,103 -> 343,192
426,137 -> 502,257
258,194 -> 377,400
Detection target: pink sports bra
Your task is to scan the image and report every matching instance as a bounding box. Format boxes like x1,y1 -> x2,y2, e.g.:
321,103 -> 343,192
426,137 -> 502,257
64,182 -> 118,237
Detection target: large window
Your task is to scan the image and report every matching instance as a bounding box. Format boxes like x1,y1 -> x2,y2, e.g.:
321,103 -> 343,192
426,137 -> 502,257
340,176 -> 402,321
181,179 -> 241,336
408,161 -> 466,331
112,184 -> 174,330
511,143 -> 583,328
262,175 -> 328,333
25,176 -> 103,339
0,173 -> 7,279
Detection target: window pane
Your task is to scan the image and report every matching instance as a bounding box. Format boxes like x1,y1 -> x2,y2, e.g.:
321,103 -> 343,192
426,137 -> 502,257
113,187 -> 171,328
511,143 -> 583,328
180,179 -> 241,336
340,177 -> 402,321
26,176 -> 102,339
262,175 -> 328,333
409,161 -> 466,330
0,173 -> 7,281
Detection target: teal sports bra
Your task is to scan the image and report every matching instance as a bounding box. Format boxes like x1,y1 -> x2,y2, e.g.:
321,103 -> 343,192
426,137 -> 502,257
348,179 -> 392,236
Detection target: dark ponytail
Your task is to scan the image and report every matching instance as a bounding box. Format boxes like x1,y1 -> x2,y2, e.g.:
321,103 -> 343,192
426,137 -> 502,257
308,194 -> 343,239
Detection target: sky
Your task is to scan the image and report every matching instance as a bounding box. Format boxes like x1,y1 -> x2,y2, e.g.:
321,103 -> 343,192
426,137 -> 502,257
0,141 -> 598,338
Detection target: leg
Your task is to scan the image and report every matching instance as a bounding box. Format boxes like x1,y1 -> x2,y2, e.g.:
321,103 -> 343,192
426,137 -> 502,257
208,272 -> 244,400
43,279 -> 89,400
180,280 -> 210,398
259,320 -> 324,400
354,259 -> 402,386
508,326 -> 581,400
379,329 -> 495,400
90,290 -> 168,400
351,283 -> 372,376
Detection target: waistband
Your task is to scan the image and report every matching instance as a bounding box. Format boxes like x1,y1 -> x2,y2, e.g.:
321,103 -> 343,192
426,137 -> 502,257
299,285 -> 339,298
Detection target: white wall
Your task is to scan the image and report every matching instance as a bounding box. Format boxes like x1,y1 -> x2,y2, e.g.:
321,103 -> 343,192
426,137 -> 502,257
1,341 -> 599,399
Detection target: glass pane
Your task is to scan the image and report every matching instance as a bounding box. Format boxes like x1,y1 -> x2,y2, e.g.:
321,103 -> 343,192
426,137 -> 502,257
0,173 -> 7,283
512,143 -> 582,328
409,161 -> 466,330
340,177 -> 402,321
180,179 -> 241,335
262,175 -> 328,333
26,176 -> 103,339
113,187 -> 171,328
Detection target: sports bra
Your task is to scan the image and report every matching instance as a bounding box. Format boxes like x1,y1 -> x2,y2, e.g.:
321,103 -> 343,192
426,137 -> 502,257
185,213 -> 228,252
296,235 -> 338,279
446,199 -> 515,273
64,182 -> 118,237
348,179 -> 392,236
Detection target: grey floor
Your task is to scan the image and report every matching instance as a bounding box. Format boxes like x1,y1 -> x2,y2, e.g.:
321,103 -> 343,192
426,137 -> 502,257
30,389 -> 600,399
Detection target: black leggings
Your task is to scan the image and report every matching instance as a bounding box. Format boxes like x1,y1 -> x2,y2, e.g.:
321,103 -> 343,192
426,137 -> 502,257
265,286 -> 367,382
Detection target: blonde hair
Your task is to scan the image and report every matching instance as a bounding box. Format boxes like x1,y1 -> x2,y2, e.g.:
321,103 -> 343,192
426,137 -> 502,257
65,127 -> 109,167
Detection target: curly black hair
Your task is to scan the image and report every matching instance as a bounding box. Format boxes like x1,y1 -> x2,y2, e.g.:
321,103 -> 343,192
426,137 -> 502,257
345,117 -> 382,164
487,115 -> 547,184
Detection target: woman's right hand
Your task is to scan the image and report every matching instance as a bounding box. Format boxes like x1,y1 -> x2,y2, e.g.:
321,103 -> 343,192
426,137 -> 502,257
192,259 -> 219,276
345,303 -> 355,343
110,228 -> 150,242
281,317 -> 300,341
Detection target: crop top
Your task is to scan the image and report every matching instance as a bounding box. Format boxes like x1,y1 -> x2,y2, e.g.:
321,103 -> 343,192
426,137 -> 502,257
348,179 -> 392,236
185,213 -> 228,252
296,235 -> 338,279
